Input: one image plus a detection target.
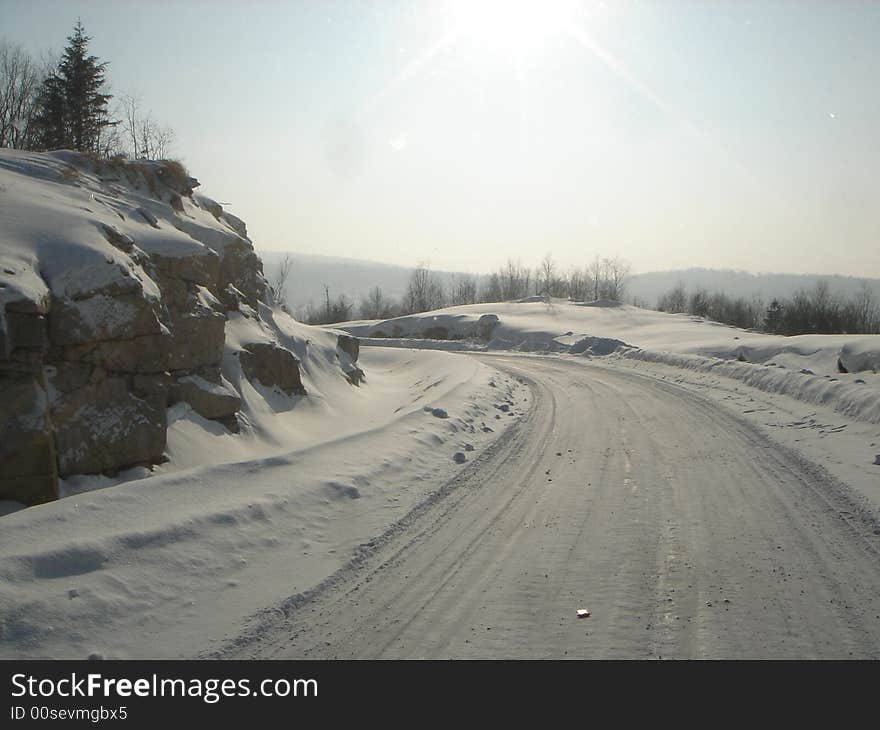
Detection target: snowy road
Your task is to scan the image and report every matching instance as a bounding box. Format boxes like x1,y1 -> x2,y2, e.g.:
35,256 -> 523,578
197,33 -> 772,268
225,355 -> 880,659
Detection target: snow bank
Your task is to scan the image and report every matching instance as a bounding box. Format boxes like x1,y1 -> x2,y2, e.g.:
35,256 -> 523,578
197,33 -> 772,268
339,298 -> 880,423
613,348 -> 880,424
339,299 -> 880,377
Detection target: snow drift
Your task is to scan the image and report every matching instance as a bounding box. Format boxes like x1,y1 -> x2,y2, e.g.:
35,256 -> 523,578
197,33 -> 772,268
339,299 -> 880,375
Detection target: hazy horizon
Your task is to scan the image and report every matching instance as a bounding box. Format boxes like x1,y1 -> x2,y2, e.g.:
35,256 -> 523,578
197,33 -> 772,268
258,249 -> 880,315
260,248 -> 880,282
4,0 -> 878,277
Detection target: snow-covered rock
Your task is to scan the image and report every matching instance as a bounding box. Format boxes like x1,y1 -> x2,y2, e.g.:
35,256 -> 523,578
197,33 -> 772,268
569,335 -> 631,356
0,150 -> 360,504
838,342 -> 880,374
238,342 -> 306,396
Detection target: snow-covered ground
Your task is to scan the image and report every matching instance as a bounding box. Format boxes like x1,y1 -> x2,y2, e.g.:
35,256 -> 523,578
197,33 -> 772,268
0,339 -> 529,658
223,355 -> 880,660
335,297 -> 880,514
601,352 -> 880,514
4,216 -> 879,659
336,298 -> 880,513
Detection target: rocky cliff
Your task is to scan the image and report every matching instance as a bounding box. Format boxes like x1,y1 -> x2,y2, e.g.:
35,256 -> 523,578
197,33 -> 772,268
0,150 -> 360,505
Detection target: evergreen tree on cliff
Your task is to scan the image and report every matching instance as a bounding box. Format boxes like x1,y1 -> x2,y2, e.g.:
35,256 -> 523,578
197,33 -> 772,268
32,21 -> 112,152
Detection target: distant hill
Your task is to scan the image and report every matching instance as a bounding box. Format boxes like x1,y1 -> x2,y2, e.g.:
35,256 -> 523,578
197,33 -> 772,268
258,252 -> 880,315
627,268 -> 880,306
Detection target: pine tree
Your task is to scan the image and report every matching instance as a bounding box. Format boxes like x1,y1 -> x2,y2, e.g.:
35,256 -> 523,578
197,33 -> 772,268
32,21 -> 113,152
32,73 -> 67,150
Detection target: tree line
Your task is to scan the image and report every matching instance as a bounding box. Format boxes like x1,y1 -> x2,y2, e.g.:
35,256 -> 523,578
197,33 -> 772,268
282,257 -> 878,336
270,253 -> 633,325
656,279 -> 879,335
1,22 -> 174,158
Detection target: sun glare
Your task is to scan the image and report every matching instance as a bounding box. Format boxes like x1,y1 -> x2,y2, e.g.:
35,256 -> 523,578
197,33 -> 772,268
449,0 -> 579,55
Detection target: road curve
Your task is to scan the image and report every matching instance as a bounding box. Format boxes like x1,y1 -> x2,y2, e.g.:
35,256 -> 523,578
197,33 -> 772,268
226,355 -> 880,659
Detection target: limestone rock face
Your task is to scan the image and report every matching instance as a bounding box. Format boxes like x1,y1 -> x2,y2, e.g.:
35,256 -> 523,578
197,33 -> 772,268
151,247 -> 220,290
170,375 -> 241,422
164,309 -> 227,372
0,372 -> 57,504
0,290 -> 50,370
336,334 -> 364,385
49,290 -> 163,346
0,152 -> 273,504
52,377 -> 167,476
0,151 -> 360,505
2,310 -> 49,358
239,343 -> 306,396
336,334 -> 359,362
219,241 -> 267,308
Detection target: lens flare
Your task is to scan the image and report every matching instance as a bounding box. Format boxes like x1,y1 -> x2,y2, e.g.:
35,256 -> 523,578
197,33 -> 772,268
450,0 -> 579,55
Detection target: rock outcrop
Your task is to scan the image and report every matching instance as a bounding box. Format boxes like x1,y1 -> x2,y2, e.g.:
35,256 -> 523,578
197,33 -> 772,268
336,333 -> 365,385
0,372 -> 57,504
239,343 -> 306,396
359,313 -> 500,342
0,150 -> 361,505
568,336 -> 631,356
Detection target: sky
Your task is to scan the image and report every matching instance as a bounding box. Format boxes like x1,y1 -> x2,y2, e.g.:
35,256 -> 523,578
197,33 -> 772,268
2,0 -> 879,277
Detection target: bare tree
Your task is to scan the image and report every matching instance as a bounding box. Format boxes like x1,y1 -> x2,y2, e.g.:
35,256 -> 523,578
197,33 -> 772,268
658,284 -> 764,330
406,265 -> 429,313
110,92 -> 175,159
323,283 -> 331,322
359,286 -> 395,320
601,255 -> 631,301
302,284 -> 353,324
481,272 -> 502,303
566,266 -> 591,301
140,116 -> 174,159
0,42 -> 42,149
658,281 -> 688,313
270,254 -> 293,309
853,280 -> 878,333
406,263 -> 443,314
498,259 -> 531,300
448,274 -> 477,306
538,252 -> 556,297
587,255 -> 602,300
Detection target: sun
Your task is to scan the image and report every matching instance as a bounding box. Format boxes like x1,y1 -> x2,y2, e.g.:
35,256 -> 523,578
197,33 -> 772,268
449,0 -> 579,56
